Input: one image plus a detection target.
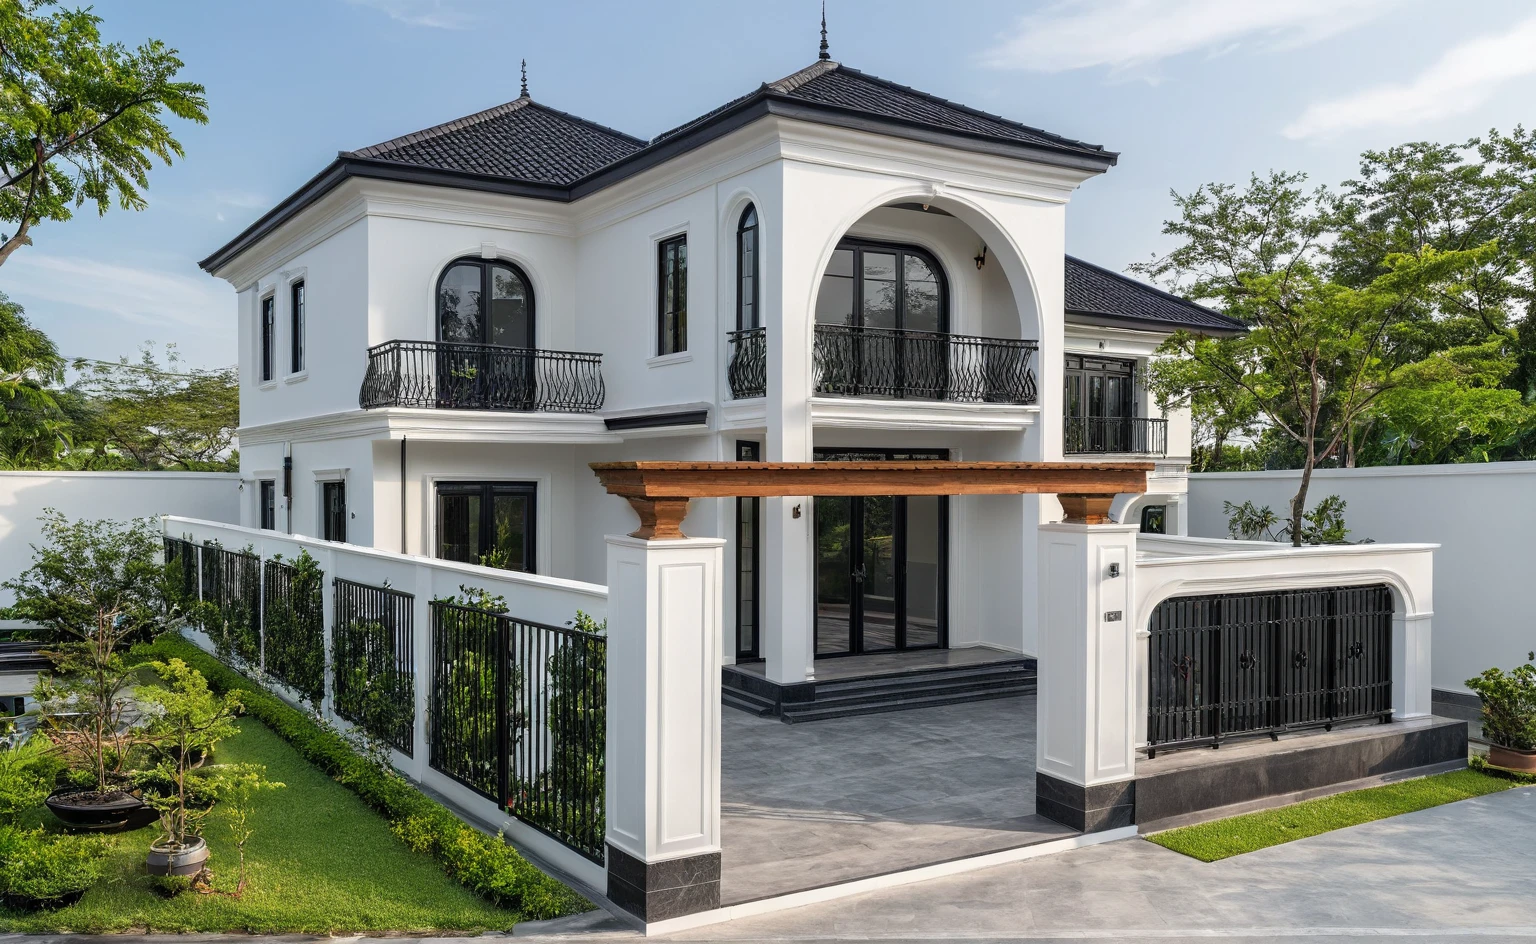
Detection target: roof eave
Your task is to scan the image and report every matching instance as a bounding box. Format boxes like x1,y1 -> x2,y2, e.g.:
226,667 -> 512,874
1065,309 -> 1248,338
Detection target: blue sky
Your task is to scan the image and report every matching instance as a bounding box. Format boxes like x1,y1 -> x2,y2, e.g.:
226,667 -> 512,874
5,0 -> 1535,369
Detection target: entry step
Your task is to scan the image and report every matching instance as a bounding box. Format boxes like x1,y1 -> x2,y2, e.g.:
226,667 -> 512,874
723,655 -> 1037,723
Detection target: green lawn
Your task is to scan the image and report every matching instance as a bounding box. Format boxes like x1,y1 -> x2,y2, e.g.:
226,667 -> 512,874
0,718 -> 520,933
1147,768 -> 1517,862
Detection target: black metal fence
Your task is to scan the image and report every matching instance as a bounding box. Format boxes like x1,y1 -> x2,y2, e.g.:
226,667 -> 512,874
200,544 -> 262,667
359,339 -> 605,413
332,578 -> 415,756
429,601 -> 606,862
1064,415 -> 1168,456
162,537 -> 201,611
727,327 -> 768,399
813,323 -> 1039,403
1146,585 -> 1394,755
262,556 -> 326,705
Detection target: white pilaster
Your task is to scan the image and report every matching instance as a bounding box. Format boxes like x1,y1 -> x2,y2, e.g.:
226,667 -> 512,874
1036,522 -> 1139,787
604,533 -> 725,864
1393,612 -> 1433,719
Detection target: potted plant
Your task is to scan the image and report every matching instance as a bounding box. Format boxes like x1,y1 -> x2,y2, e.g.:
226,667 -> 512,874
1466,653 -> 1536,772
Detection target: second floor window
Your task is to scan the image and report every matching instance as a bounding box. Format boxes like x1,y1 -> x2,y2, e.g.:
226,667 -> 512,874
290,280 -> 306,372
737,207 -> 758,331
816,239 -> 945,334
260,296 -> 275,383
658,234 -> 687,355
438,258 -> 534,347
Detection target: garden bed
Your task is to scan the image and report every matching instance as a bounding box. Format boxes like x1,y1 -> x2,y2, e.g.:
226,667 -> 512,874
0,717 -> 522,933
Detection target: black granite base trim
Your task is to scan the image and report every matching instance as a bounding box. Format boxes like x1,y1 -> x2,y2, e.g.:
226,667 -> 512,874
1134,718 -> 1468,825
1433,688 -> 1481,714
606,844 -> 721,922
1035,772 -> 1135,832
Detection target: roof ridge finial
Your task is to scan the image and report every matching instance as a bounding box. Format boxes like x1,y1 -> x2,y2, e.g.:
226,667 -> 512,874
818,1 -> 829,60
520,59 -> 528,98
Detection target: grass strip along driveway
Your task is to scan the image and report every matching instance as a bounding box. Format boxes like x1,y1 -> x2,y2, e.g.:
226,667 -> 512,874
1148,767 -> 1516,862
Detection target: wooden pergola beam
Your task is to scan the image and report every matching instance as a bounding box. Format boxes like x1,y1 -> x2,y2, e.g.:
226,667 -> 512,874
591,460 -> 1152,538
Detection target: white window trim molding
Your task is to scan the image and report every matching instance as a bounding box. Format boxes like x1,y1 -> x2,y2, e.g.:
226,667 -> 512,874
652,223 -> 690,357
313,467 -> 349,483
281,267 -> 309,380
257,289 -> 278,388
646,351 -> 693,368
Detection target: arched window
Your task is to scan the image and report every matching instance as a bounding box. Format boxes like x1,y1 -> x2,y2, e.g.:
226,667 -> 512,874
815,239 -> 946,334
736,205 -> 759,331
436,257 -> 534,347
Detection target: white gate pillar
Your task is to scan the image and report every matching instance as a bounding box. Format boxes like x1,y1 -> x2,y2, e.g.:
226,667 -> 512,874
604,530 -> 725,923
1036,505 -> 1139,832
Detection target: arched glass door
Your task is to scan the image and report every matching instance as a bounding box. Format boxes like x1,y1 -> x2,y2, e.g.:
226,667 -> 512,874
436,259 -> 535,408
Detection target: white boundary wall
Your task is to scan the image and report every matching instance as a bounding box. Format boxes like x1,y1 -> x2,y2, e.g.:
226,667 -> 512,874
162,515 -> 609,890
1185,464 -> 1526,696
0,472 -> 240,610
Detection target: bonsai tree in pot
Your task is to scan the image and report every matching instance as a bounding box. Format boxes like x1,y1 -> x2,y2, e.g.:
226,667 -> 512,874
136,659 -> 241,877
1466,652 -> 1536,772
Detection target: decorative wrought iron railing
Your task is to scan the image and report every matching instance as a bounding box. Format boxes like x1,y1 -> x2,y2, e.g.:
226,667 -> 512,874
200,543 -> 261,668
727,327 -> 767,399
262,557 -> 325,705
1064,415 -> 1168,456
429,601 -> 606,863
359,339 -> 605,413
332,578 -> 415,756
812,324 -> 1038,403
1146,585 -> 1394,756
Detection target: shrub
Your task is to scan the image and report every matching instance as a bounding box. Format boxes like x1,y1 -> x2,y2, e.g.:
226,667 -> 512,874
0,826 -> 102,904
130,633 -> 587,919
1466,653 -> 1536,751
261,552 -> 326,708
0,738 -> 59,823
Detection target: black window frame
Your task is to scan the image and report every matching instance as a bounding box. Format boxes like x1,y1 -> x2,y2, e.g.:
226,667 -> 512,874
816,237 -> 949,334
259,295 -> 276,383
734,440 -> 762,661
435,256 -> 537,347
289,280 -> 305,373
434,481 -> 538,574
657,233 -> 688,355
1063,354 -> 1137,420
258,480 -> 276,531
1140,504 -> 1168,535
736,207 -> 759,332
321,480 -> 347,543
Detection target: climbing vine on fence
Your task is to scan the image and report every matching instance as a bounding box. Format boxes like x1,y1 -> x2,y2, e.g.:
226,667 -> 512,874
332,578 -> 416,756
262,551 -> 326,707
200,541 -> 261,668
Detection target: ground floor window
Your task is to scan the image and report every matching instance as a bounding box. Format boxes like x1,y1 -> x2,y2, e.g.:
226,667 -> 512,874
321,480 -> 347,543
436,481 -> 536,573
1140,504 -> 1167,534
259,480 -> 276,530
735,441 -> 761,661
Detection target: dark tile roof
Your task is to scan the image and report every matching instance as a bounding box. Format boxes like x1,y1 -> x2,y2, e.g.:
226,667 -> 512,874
345,97 -> 647,186
1065,256 -> 1245,335
653,60 -> 1112,163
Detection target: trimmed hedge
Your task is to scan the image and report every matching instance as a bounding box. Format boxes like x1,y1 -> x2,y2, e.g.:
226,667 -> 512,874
130,633 -> 588,920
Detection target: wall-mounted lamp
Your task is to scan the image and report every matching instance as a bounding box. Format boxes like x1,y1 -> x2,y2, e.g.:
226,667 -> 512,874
792,504 -> 802,519
974,245 -> 988,270
1107,562 -> 1121,578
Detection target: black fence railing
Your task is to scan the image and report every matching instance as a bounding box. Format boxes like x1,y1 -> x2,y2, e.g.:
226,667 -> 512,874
333,578 -> 415,756
163,537 -> 201,611
812,324 -> 1038,403
1146,585 -> 1394,755
359,339 -> 605,413
727,327 -> 768,399
200,544 -> 261,667
1064,415 -> 1168,456
262,557 -> 326,706
429,602 -> 606,863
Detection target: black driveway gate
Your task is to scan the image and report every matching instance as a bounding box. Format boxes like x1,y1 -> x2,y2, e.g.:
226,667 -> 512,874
1146,584 -> 1394,755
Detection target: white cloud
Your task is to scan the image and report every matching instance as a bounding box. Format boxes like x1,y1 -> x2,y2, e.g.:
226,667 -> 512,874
1283,15 -> 1536,139
343,0 -> 477,29
2,252 -> 234,333
980,0 -> 1400,76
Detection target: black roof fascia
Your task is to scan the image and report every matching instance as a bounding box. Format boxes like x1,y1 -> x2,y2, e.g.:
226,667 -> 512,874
1065,309 -> 1248,338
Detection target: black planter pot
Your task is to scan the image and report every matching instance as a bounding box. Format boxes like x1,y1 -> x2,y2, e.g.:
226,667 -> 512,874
146,836 -> 209,877
1,887 -> 87,911
44,789 -> 147,832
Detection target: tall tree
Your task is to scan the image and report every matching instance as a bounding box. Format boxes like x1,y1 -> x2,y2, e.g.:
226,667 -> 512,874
0,0 -> 207,267
67,345 -> 237,470
0,290 -> 65,466
1136,172 -> 1485,545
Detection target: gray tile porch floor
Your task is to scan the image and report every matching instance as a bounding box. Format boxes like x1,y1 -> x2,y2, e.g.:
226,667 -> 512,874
720,691 -> 1067,905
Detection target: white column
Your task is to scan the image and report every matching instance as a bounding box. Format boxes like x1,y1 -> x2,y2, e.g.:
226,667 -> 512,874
410,565 -> 433,781
1035,521 -> 1139,832
1393,612 -> 1433,719
604,533 -> 725,921
763,282 -> 815,686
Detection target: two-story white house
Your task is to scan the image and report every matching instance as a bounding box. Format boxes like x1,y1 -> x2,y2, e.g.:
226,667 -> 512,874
201,51 -> 1244,709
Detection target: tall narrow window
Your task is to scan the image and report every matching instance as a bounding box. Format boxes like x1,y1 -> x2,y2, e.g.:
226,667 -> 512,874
735,440 -> 761,661
290,280 -> 305,373
436,482 -> 536,573
736,207 -> 758,331
259,480 -> 276,530
658,234 -> 688,355
260,296 -> 275,383
322,481 -> 347,543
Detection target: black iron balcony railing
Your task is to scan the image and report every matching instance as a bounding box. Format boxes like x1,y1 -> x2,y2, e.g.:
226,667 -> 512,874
727,327 -> 768,399
359,340 -> 605,413
1064,415 -> 1167,456
727,324 -> 1039,403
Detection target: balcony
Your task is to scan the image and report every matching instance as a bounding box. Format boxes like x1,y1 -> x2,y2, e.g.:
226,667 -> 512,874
1064,415 -> 1167,456
727,325 -> 1039,404
359,340 -> 605,413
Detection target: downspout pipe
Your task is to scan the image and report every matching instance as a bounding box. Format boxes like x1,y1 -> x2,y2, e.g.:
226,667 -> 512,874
400,436 -> 408,554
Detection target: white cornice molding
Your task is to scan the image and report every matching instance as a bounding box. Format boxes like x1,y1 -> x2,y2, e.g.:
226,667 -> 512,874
719,398 -> 767,430
219,184 -> 370,289
238,408 -> 620,446
809,397 -> 1040,431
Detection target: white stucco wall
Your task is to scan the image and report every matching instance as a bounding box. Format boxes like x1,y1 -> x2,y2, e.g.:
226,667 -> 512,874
0,471 -> 240,609
1186,464 -> 1534,695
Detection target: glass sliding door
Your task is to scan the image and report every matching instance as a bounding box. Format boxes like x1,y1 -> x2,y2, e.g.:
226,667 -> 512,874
815,496 -> 855,656
436,481 -> 536,573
